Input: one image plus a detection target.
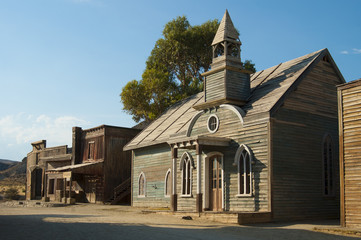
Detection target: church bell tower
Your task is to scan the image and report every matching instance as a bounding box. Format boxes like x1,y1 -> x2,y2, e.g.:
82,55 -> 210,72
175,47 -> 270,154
194,10 -> 251,110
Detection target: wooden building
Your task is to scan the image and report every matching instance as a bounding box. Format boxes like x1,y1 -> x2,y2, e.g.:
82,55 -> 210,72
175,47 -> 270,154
338,79 -> 361,228
124,10 -> 345,223
26,140 -> 72,200
26,125 -> 140,204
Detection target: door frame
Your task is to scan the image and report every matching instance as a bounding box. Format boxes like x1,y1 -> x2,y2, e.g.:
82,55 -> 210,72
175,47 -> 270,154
203,152 -> 224,211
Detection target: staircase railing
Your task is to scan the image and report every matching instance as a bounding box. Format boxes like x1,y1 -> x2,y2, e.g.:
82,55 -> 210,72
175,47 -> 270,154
110,177 -> 131,204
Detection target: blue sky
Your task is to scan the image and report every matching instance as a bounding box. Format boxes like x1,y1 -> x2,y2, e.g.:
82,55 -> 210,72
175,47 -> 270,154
1,0 -> 360,161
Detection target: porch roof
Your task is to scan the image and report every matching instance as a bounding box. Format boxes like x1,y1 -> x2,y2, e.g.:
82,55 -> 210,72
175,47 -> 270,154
167,135 -> 231,149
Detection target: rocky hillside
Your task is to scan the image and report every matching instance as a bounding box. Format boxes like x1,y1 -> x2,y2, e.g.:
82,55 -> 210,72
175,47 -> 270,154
0,158 -> 27,184
0,159 -> 17,171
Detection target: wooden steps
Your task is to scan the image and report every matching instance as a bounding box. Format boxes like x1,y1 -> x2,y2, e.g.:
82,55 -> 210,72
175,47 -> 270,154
106,178 -> 131,205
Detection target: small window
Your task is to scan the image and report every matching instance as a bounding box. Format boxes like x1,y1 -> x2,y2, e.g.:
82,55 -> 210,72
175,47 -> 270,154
207,114 -> 219,133
165,169 -> 171,197
138,172 -> 146,197
236,146 -> 252,196
88,141 -> 95,160
323,135 -> 334,196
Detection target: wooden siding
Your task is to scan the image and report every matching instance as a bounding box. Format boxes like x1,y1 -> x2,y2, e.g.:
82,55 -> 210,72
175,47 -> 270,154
339,82 -> 361,228
226,70 -> 250,102
205,70 -> 225,102
103,136 -> 131,201
272,60 -> 341,221
132,145 -> 172,208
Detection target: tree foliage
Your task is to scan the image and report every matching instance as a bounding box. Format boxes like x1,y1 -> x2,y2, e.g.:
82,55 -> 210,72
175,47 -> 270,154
121,16 -> 256,123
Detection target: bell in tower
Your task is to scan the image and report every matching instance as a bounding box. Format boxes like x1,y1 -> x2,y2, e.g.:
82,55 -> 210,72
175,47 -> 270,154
194,10 -> 251,110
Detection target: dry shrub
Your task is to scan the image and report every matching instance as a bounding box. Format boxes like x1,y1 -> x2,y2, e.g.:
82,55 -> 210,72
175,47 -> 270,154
4,187 -> 19,200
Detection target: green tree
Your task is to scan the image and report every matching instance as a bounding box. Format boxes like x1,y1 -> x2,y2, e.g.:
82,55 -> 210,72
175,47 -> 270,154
121,16 -> 256,123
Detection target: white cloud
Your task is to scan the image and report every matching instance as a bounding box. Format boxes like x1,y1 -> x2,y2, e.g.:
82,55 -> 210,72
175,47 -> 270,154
341,48 -> 361,55
352,48 -> 361,54
0,113 -> 90,160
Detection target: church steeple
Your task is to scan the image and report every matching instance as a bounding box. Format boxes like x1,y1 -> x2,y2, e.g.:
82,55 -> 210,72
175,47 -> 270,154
212,10 -> 239,45
194,10 -> 250,110
211,10 -> 243,69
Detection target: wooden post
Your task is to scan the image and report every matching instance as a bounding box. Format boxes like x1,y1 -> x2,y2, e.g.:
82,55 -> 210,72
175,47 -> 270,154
338,89 -> 346,227
69,173 -> 72,201
63,178 -> 66,203
46,175 -> 49,199
171,147 -> 178,212
196,144 -> 202,213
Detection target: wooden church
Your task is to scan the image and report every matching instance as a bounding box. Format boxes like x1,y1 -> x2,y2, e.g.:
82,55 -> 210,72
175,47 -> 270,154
124,10 -> 345,222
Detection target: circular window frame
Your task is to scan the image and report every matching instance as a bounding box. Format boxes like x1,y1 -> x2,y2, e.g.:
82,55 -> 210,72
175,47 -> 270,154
207,114 -> 219,133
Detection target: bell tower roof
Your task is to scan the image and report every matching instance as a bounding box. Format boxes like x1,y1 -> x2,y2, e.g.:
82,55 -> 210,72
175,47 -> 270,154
212,10 -> 239,45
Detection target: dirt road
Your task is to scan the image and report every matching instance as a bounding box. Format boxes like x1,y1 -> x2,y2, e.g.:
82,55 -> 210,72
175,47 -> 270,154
0,204 -> 357,240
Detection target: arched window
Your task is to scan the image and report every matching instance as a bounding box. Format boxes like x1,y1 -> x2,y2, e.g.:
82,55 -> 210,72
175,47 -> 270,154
138,172 -> 146,197
164,169 -> 171,197
180,152 -> 193,196
323,134 -> 334,196
234,145 -> 252,196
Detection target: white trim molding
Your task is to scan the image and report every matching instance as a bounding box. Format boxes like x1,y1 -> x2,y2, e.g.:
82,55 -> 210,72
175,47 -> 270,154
138,172 -> 146,198
234,144 -> 253,197
207,114 -> 220,133
164,168 -> 171,197
180,152 -> 194,197
186,104 -> 245,137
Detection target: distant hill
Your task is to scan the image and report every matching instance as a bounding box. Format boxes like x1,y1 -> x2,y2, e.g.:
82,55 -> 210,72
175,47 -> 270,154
0,159 -> 18,171
0,157 -> 27,184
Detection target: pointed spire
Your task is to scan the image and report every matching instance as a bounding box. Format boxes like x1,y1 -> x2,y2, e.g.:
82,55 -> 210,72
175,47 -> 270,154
212,10 -> 239,45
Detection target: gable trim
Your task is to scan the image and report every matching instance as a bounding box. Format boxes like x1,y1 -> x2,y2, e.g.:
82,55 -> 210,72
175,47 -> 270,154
186,104 -> 245,137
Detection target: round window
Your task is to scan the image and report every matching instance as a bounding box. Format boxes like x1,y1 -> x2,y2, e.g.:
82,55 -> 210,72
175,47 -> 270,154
207,114 -> 219,133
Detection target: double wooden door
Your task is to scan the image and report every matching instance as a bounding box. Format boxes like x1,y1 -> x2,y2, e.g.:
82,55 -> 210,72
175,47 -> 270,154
210,155 -> 222,211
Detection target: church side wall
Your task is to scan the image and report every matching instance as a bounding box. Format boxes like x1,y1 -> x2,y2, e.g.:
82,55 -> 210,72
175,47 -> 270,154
132,144 -> 172,208
271,60 -> 341,221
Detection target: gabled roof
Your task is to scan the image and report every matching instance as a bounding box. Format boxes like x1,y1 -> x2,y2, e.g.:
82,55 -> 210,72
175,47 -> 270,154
124,49 -> 343,151
212,10 -> 239,45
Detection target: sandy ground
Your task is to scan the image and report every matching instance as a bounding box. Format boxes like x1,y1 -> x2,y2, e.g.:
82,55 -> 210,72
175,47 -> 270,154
0,203 -> 359,240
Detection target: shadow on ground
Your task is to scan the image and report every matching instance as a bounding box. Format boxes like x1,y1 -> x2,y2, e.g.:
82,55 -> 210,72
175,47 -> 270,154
0,214 -> 358,240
